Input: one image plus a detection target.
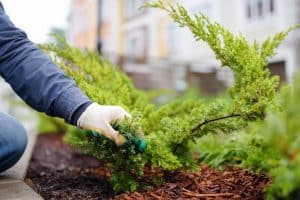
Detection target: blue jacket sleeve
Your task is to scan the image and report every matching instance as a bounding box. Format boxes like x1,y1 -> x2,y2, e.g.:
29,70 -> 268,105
0,2 -> 92,124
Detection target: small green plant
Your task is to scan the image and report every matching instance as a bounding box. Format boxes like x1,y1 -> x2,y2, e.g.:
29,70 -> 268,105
198,78 -> 300,199
40,1 -> 293,193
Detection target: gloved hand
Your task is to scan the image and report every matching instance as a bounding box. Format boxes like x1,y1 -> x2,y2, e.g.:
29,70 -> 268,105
77,103 -> 130,146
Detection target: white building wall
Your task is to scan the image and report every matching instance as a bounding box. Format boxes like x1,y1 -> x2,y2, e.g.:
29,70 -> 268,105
171,0 -> 300,83
240,0 -> 299,82
169,0 -> 219,69
101,0 -> 122,57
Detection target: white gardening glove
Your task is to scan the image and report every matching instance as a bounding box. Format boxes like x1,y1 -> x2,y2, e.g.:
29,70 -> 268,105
77,103 -> 130,146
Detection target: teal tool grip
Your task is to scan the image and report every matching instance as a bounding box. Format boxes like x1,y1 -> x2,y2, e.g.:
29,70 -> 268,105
86,130 -> 147,153
132,136 -> 147,153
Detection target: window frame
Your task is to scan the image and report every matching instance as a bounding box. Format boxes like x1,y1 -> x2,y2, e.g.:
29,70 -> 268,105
246,0 -> 276,21
125,26 -> 149,63
124,0 -> 149,21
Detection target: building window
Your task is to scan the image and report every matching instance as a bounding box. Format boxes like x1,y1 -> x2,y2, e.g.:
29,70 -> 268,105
247,1 -> 252,18
125,27 -> 148,63
268,61 -> 286,85
125,0 -> 149,18
270,0 -> 274,12
246,0 -> 275,20
258,0 -> 263,17
166,23 -> 177,55
97,0 -> 103,25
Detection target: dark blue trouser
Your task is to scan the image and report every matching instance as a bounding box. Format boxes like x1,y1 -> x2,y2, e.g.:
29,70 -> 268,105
0,112 -> 27,173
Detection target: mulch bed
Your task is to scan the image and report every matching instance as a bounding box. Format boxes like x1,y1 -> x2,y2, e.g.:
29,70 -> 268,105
26,134 -> 270,200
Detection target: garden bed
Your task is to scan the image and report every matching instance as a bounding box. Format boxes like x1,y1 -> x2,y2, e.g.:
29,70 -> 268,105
26,134 -> 270,200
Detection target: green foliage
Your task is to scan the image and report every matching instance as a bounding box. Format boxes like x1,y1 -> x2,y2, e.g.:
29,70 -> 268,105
37,113 -> 68,134
41,39 -> 151,192
64,115 -> 147,192
197,80 -> 300,199
40,1 -> 292,193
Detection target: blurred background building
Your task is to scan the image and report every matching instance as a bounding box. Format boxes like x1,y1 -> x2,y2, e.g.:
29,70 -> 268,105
1,0 -> 300,116
68,0 -> 300,95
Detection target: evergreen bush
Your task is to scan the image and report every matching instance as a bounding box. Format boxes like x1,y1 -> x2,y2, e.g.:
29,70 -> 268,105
40,1 -> 293,193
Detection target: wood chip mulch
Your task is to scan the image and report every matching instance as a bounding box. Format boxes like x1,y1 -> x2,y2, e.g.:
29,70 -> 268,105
26,134 -> 270,200
115,166 -> 270,200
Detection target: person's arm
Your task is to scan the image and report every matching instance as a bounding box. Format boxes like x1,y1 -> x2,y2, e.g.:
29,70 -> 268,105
0,2 -> 127,145
0,3 -> 91,123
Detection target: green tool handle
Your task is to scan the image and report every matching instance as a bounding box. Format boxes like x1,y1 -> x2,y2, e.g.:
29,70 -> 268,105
87,130 -> 147,153
131,135 -> 147,153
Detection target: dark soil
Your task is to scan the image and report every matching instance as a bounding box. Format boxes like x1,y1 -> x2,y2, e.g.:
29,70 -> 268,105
26,134 -> 270,200
26,133 -> 112,200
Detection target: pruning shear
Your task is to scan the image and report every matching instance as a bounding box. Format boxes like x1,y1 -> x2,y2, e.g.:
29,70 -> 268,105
87,130 -> 147,153
122,132 -> 147,153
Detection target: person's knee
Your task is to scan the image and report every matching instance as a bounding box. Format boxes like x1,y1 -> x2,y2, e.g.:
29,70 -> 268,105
11,125 -> 28,158
0,112 -> 28,172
